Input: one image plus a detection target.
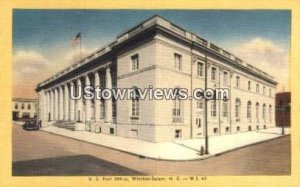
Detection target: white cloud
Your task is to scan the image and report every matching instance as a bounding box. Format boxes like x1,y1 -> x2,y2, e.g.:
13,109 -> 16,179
12,48 -> 97,98
13,50 -> 51,98
232,37 -> 290,92
13,50 -> 49,66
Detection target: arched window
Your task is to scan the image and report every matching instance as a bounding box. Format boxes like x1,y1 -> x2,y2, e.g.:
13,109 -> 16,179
256,102 -> 260,123
247,101 -> 252,122
235,98 -> 241,122
131,87 -> 140,119
269,105 -> 272,122
262,104 -> 266,122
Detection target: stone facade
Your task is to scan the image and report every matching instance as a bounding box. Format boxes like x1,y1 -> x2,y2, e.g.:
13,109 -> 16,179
36,16 -> 276,142
275,92 -> 291,127
12,98 -> 37,120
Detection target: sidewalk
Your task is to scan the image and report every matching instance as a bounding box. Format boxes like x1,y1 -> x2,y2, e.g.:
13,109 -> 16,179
41,126 -> 290,161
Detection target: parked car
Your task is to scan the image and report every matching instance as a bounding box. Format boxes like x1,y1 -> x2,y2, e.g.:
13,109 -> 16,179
22,120 -> 39,131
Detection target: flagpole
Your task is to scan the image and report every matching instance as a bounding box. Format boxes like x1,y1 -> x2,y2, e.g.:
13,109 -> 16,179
80,32 -> 82,60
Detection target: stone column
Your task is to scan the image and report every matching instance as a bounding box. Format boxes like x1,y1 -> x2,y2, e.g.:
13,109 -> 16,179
77,78 -> 83,122
54,88 -> 59,120
45,91 -> 48,121
64,83 -> 70,121
47,91 -> 50,121
38,90 -> 46,123
105,67 -> 112,123
94,71 -> 101,122
85,74 -> 91,122
59,85 -> 64,120
52,89 -> 55,120
69,81 -> 75,121
43,91 -> 47,123
50,90 -> 54,121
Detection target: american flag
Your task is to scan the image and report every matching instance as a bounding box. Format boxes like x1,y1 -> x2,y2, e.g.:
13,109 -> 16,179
71,32 -> 81,47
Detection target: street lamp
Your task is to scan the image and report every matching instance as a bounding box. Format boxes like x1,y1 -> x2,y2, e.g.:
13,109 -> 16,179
204,54 -> 209,155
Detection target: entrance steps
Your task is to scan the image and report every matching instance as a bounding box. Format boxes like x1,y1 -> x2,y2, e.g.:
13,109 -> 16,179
54,120 -> 76,131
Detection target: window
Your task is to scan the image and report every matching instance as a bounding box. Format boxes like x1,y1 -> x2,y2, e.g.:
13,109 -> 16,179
175,129 -> 182,139
256,125 -> 259,130
131,95 -> 140,118
247,101 -> 252,122
262,104 -> 266,121
269,105 -> 272,122
110,128 -> 114,134
211,100 -> 217,117
112,99 -> 116,122
28,104 -> 31,110
256,102 -> 260,123
197,100 -> 203,109
236,126 -> 240,131
174,53 -> 182,70
223,101 -> 228,117
223,71 -> 228,84
248,81 -> 251,91
21,103 -> 24,109
235,98 -> 241,122
131,54 -> 139,71
15,103 -> 18,110
211,67 -> 217,80
248,126 -> 252,131
22,112 -> 30,118
256,84 -> 259,93
263,86 -> 266,95
173,98 -> 182,123
225,127 -> 230,132
236,76 -> 240,87
197,62 -> 204,76
213,128 -> 218,134
279,100 -> 283,106
196,118 -> 202,128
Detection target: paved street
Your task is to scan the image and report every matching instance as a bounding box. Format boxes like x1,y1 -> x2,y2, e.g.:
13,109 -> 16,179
13,124 -> 290,176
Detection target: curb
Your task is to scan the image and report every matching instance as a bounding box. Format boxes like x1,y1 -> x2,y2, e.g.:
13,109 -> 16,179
40,128 -> 290,162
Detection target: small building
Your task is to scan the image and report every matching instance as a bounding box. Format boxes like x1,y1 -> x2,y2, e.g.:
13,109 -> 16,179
12,98 -> 37,121
275,92 -> 291,127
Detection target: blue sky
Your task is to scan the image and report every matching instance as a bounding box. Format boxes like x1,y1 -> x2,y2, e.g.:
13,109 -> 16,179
12,10 -> 291,98
13,10 -> 290,54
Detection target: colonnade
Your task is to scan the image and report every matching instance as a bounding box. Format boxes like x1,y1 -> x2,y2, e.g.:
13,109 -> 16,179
41,66 -> 113,124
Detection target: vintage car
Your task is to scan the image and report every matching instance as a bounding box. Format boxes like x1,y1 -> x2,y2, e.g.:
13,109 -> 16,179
22,120 -> 39,131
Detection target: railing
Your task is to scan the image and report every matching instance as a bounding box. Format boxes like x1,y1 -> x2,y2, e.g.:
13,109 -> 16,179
210,43 -> 221,53
195,36 -> 208,46
222,50 -> 231,58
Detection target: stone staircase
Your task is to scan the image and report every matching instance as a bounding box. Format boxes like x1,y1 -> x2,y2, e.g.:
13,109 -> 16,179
54,120 -> 76,131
